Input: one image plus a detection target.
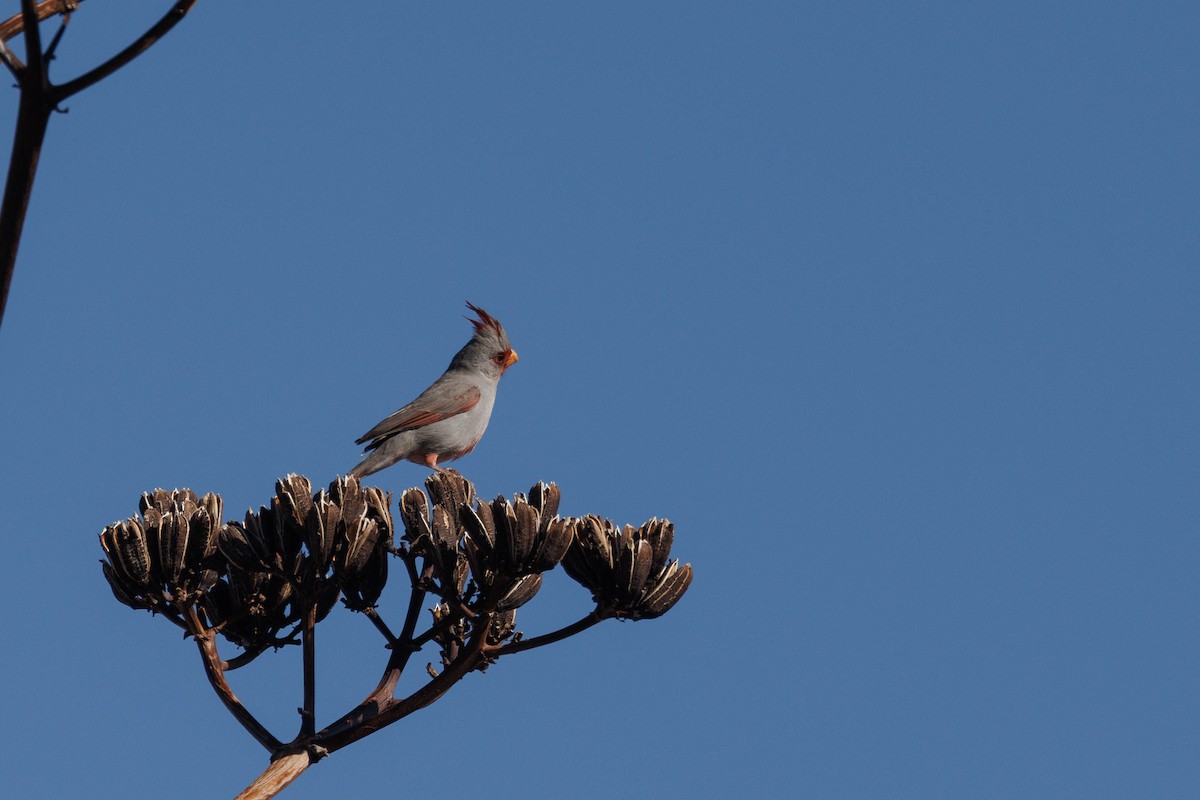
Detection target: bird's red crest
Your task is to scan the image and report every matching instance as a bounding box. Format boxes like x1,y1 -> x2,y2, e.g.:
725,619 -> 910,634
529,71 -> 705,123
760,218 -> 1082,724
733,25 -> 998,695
465,301 -> 505,338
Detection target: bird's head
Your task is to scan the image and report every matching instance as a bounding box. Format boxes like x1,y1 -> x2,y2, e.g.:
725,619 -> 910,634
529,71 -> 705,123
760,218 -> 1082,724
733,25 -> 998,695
453,301 -> 518,378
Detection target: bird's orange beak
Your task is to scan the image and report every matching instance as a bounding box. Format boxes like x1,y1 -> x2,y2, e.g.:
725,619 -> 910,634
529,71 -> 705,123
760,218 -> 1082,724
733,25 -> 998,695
502,349 -> 519,368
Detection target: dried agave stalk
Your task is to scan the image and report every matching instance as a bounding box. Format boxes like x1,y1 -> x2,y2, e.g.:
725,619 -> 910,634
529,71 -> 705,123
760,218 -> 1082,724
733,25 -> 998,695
97,470 -> 692,799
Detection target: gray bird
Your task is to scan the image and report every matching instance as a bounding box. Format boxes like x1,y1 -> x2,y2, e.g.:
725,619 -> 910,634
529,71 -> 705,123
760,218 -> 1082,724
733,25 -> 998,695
349,303 -> 518,478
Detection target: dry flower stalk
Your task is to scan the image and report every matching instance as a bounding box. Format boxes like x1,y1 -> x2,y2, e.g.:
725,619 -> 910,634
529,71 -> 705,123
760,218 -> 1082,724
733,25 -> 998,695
99,470 -> 692,798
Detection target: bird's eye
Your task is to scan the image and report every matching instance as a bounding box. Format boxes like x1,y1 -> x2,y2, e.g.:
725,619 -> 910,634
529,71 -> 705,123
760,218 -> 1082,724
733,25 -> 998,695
493,353 -> 507,364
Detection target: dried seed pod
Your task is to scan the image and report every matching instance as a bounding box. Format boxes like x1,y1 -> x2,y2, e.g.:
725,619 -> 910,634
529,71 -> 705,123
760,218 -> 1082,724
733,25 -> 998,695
276,475 -> 314,534
431,505 -> 458,551
399,488 -> 431,544
331,476 -> 366,527
342,517 -> 380,574
462,490 -> 575,588
141,488 -> 192,517
192,567 -> 221,597
561,516 -> 692,620
187,496 -> 222,563
100,519 -> 156,610
336,511 -> 390,611
101,560 -> 142,608
201,580 -> 237,631
616,538 -> 654,607
278,475 -> 320,568
528,516 -> 575,574
460,530 -> 488,592
637,561 -> 693,619
425,469 -> 475,514
460,503 -> 494,589
505,498 -> 538,569
218,521 -> 264,572
497,573 -> 543,611
527,481 -> 560,521
640,518 -> 674,577
486,609 -> 518,647
100,489 -> 228,612
305,490 -> 340,568
400,481 -> 468,595
462,503 -> 496,555
102,476 -> 392,648
490,496 -> 516,548
157,513 -> 189,586
204,567 -> 300,650
561,515 -> 614,591
250,503 -> 284,569
361,486 -> 394,543
101,519 -> 152,588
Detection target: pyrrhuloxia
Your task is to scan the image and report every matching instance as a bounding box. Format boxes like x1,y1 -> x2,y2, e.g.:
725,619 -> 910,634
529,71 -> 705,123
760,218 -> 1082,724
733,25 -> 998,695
349,303 -> 518,478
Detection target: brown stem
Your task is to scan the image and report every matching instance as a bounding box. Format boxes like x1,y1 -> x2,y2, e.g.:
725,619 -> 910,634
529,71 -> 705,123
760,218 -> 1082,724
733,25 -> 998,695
232,752 -> 313,800
0,1 -> 51,328
310,577 -> 507,752
52,0 -> 197,101
222,642 -> 270,671
390,560 -> 430,677
18,0 -> 43,72
0,38 -> 20,74
0,0 -> 197,330
299,598 -> 317,738
366,556 -> 428,701
186,608 -> 283,753
0,0 -> 84,47
371,603 -> 423,702
487,609 -> 605,657
304,564 -> 431,743
314,609 -> 495,754
361,606 -> 400,647
40,10 -> 67,62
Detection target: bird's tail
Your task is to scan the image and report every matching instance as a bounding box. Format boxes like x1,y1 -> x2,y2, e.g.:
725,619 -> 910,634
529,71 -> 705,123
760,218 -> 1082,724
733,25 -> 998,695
348,450 -> 394,480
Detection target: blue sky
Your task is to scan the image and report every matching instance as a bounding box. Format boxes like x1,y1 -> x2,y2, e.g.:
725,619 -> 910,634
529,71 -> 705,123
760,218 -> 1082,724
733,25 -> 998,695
2,2 -> 1199,798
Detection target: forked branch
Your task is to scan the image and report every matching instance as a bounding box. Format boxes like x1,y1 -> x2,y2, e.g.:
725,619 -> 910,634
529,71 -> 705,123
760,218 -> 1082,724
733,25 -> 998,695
52,1 -> 196,101
98,472 -> 693,799
0,0 -> 198,329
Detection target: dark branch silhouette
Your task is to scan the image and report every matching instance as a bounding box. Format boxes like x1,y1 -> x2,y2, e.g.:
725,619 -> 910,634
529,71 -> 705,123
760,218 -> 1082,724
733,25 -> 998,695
0,0 -> 197,330
99,471 -> 693,799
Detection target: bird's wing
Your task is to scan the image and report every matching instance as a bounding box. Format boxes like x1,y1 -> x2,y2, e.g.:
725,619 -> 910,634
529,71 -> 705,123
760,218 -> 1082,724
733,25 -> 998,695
356,383 -> 481,447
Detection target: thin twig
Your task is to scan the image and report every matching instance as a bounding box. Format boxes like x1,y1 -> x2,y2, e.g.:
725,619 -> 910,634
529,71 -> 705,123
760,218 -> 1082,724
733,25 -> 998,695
222,642 -> 270,671
0,0 -> 84,44
52,0 -> 196,102
317,562 -> 429,738
361,606 -> 400,647
487,609 -> 605,657
371,584 -> 428,701
0,0 -> 52,328
366,555 -> 430,700
393,559 -> 430,666
0,0 -> 197,330
309,577 -> 508,752
299,596 -> 317,738
185,607 -> 284,753
42,12 -> 68,62
156,606 -> 192,633
0,38 -> 20,74
18,0 -> 45,82
313,609 -> 496,754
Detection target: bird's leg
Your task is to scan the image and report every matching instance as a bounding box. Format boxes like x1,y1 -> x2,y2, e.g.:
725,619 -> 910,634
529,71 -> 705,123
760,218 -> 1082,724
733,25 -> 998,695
422,453 -> 449,473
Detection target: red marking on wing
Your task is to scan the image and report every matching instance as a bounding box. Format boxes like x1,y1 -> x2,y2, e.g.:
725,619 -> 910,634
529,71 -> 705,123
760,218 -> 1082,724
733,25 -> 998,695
387,408 -> 448,429
355,387 -> 481,446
